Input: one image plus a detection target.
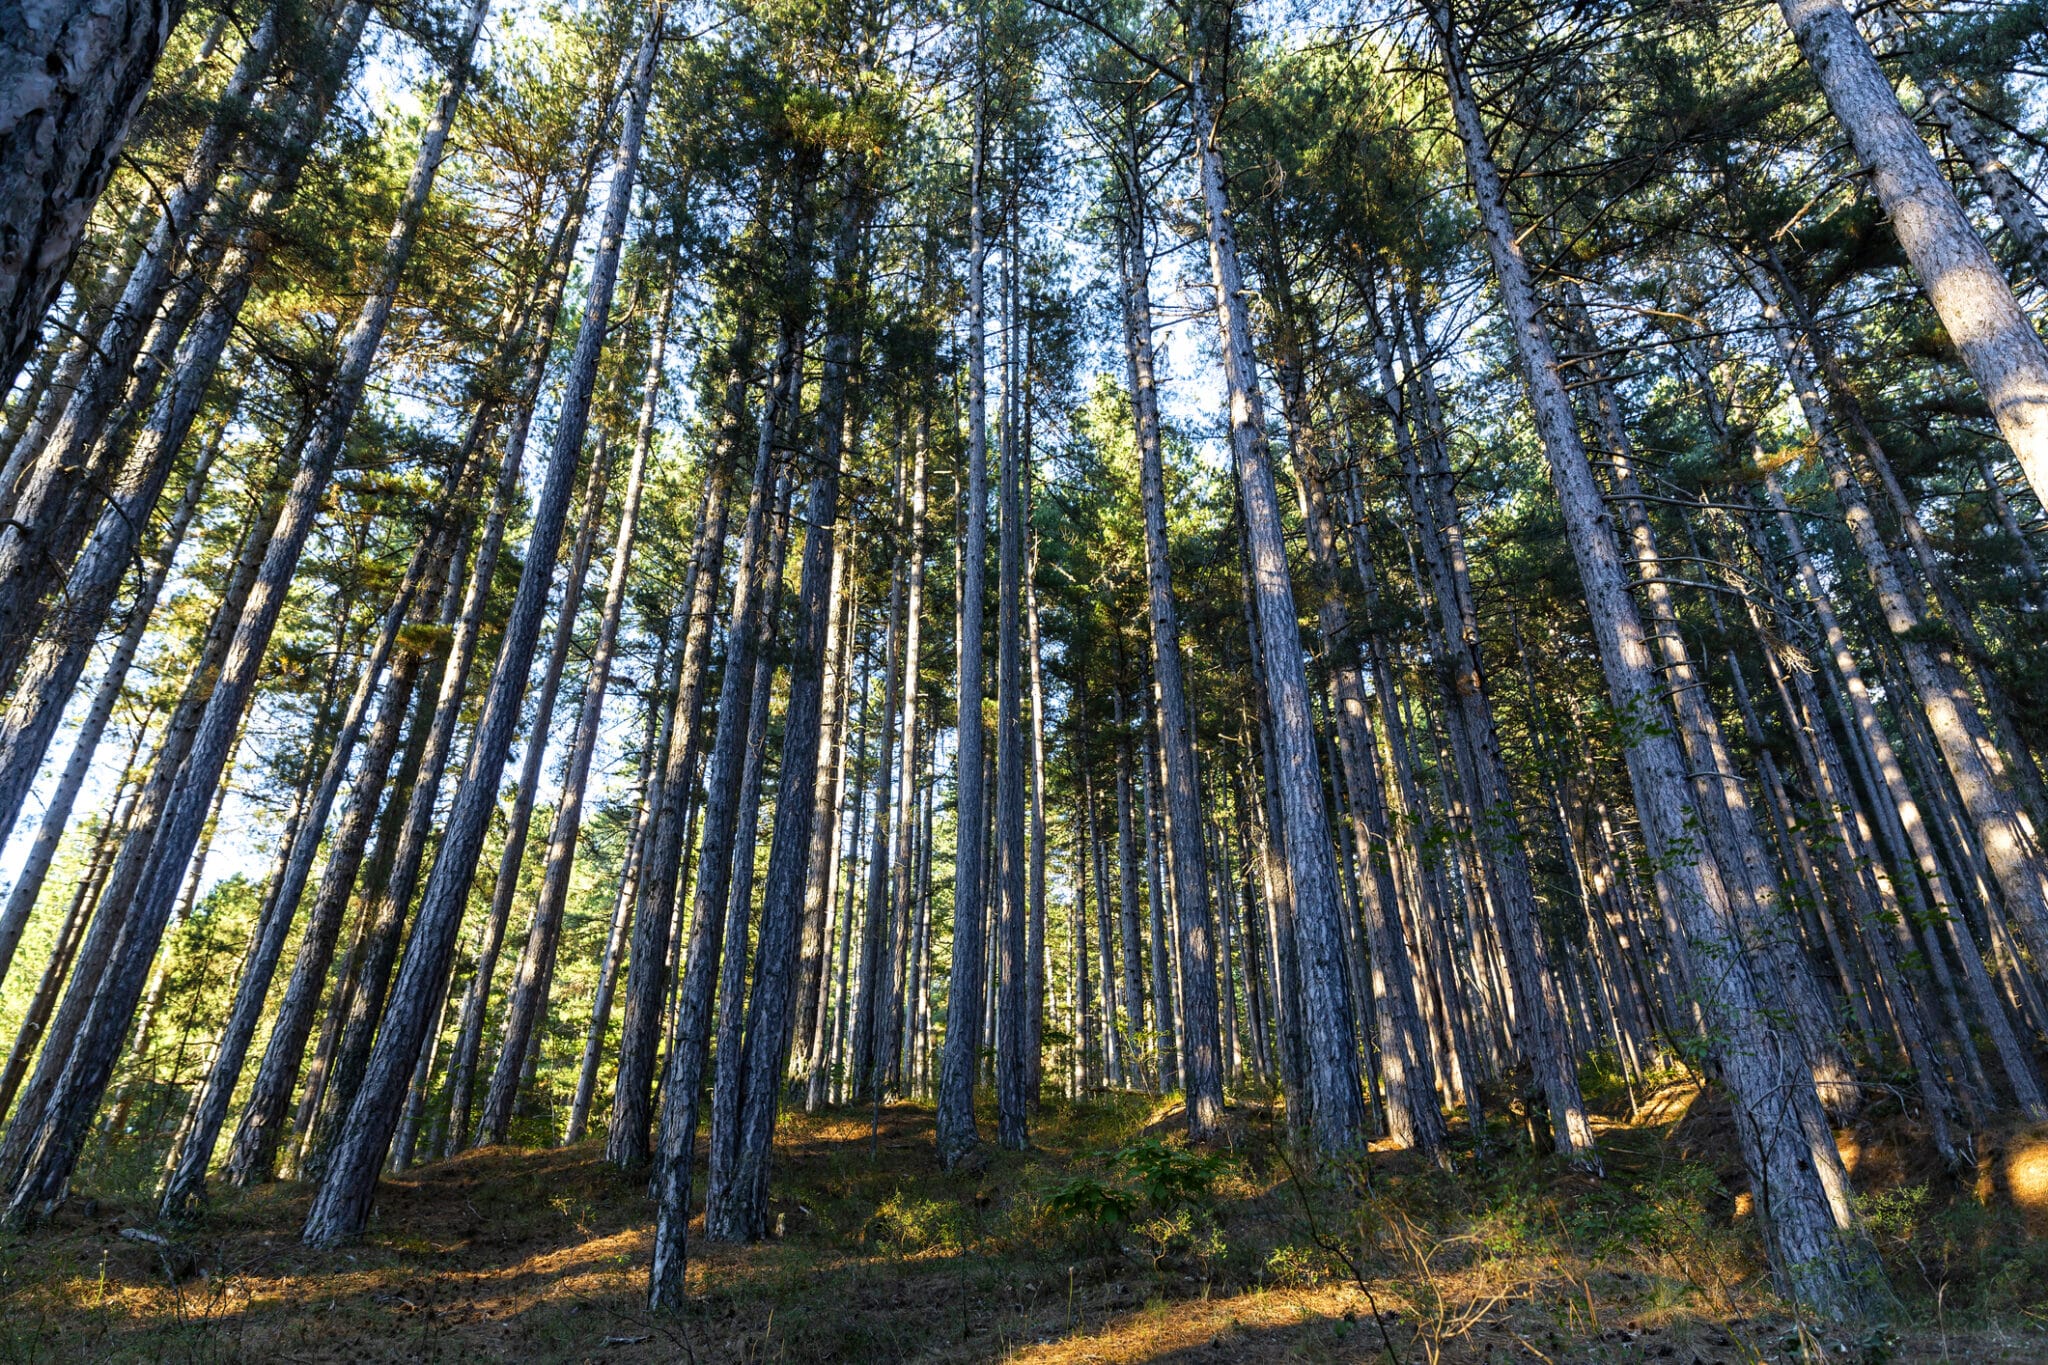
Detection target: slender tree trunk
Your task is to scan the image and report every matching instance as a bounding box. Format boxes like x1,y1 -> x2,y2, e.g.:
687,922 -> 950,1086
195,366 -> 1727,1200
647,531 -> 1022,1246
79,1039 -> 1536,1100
884,416 -> 931,1095
299,7 -> 656,1245
800,549 -> 854,1108
1112,706 -> 1148,1087
1190,77 -> 1350,1148
1431,2 -> 1876,1315
1142,723 -> 1178,1092
994,264 -> 1031,1149
935,71 -> 993,1170
851,471 -> 906,1102
1024,531 -> 1049,1105
1774,0 -> 2048,508
1120,173 -> 1224,1137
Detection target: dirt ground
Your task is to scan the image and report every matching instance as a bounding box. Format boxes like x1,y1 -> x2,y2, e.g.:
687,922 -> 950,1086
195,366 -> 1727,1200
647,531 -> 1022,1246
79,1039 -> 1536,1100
1,1087 -> 2043,1363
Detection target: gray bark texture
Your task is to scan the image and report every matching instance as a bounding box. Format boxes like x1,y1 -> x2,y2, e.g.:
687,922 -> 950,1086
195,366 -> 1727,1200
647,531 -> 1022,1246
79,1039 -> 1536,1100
0,0 -> 177,386
1776,0 -> 2048,510
1192,76 -> 1356,1150
1431,1 -> 1878,1317
298,3 -> 653,1245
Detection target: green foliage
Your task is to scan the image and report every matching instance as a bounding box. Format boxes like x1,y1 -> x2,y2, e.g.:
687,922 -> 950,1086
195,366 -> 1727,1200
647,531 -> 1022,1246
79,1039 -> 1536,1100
1113,1137 -> 1224,1210
1041,1174 -> 1140,1233
874,1189 -> 970,1255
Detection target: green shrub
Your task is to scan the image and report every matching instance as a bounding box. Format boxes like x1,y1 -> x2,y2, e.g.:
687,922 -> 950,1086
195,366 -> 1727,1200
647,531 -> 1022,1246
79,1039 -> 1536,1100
875,1189 -> 969,1254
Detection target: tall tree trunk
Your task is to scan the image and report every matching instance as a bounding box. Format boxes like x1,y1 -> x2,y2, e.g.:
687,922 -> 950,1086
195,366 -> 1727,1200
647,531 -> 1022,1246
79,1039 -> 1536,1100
603,379 -> 739,1165
884,416 -> 930,1095
1119,171 -> 1224,1137
1142,721 -> 1178,1093
609,172 -> 792,1161
1430,1 -> 1876,1316
994,262 -> 1031,1149
799,544 -> 853,1107
1024,530 -> 1049,1105
851,467 -> 906,1102
299,5 -> 656,1245
477,276 -> 671,1143
935,71 -> 993,1169
1265,262 -> 1450,1161
700,469 -> 796,1218
1190,77 -> 1350,1148
1112,702 -> 1148,1088
1773,0 -> 2048,509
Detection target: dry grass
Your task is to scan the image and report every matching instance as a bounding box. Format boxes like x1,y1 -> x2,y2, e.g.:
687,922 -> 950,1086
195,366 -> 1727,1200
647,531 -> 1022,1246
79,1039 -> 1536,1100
0,1083 -> 2041,1363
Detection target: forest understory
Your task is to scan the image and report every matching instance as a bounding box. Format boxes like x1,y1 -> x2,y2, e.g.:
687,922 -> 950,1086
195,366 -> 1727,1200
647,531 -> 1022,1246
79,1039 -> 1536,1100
4,1083 -> 2044,1363
10,0 -> 2048,1351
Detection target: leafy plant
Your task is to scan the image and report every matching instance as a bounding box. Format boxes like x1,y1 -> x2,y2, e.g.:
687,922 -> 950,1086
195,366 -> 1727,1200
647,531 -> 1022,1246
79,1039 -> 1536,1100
1114,1138 -> 1224,1209
1042,1175 -> 1140,1229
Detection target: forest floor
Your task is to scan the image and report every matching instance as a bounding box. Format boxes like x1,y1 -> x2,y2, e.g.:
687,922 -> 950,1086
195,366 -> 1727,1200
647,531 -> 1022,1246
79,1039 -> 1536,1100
1,1075 -> 2045,1363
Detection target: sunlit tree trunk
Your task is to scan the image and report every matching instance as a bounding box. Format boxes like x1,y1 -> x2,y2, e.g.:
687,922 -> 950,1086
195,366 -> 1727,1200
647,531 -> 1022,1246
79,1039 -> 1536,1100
1432,0 -> 1877,1315
935,66 -> 993,1169
1774,0 -> 2048,509
1193,78 -> 1354,1146
298,5 -> 655,1245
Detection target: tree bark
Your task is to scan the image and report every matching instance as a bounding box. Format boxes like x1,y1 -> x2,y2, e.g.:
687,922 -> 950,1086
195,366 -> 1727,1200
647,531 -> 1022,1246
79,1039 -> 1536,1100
1431,0 -> 1876,1315
0,0 -> 179,386
1775,0 -> 2048,509
935,71 -> 993,1169
994,265 -> 1031,1148
1190,77 -> 1349,1148
799,543 -> 853,1107
299,4 -> 654,1245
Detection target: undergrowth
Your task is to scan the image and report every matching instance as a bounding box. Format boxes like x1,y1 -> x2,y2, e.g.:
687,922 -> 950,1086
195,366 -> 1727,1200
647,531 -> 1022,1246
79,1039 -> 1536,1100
0,1079 -> 2039,1363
